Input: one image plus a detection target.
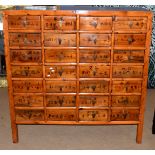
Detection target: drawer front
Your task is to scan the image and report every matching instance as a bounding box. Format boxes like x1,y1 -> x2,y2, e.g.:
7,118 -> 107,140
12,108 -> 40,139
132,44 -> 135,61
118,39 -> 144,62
16,109 -> 44,121
114,34 -> 146,47
14,95 -> 43,107
47,110 -> 76,121
46,95 -> 76,107
45,49 -> 76,63
11,66 -> 43,78
10,50 -> 42,63
44,16 -> 76,30
113,50 -> 144,63
45,81 -> 76,93
112,96 -> 141,107
79,50 -> 110,63
79,65 -> 110,78
45,66 -> 76,78
114,17 -> 147,31
9,33 -> 41,47
80,17 -> 112,31
80,34 -> 111,47
44,33 -> 76,47
111,109 -> 139,121
80,81 -> 109,93
79,110 -> 108,121
8,15 -> 41,29
12,80 -> 43,93
112,81 -> 142,93
112,66 -> 143,78
79,96 -> 109,107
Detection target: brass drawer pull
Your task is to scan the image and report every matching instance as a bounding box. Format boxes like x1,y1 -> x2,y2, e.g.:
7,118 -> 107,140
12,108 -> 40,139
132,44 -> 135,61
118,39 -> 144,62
129,21 -> 133,28
128,37 -> 133,44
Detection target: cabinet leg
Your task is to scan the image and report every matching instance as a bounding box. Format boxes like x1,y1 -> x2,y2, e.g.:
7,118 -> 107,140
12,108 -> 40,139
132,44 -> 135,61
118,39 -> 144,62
12,123 -> 18,143
136,123 -> 143,144
152,110 -> 155,134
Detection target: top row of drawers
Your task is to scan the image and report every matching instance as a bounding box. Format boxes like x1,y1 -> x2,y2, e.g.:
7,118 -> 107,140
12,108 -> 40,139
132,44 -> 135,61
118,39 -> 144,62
8,16 -> 148,31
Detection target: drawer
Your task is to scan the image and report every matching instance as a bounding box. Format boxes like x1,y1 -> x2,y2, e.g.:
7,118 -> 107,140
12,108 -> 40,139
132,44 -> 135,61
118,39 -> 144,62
79,64 -> 110,78
10,50 -> 42,63
112,95 -> 141,107
44,16 -> 76,30
79,110 -> 108,121
79,50 -> 110,63
16,109 -> 44,121
80,80 -> 109,93
80,34 -> 111,47
46,95 -> 76,107
111,109 -> 139,121
112,66 -> 143,78
45,66 -> 76,78
114,34 -> 146,47
80,17 -> 112,31
44,33 -> 76,47
14,95 -> 43,107
113,50 -> 144,63
79,96 -> 109,107
45,49 -> 76,63
114,17 -> 147,31
11,66 -> 43,78
112,81 -> 142,93
12,80 -> 43,93
9,33 -> 41,47
8,15 -> 41,29
47,109 -> 76,121
45,81 -> 76,93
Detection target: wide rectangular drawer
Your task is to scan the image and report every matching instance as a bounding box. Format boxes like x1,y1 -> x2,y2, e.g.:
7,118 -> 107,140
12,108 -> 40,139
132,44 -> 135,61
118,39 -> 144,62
12,80 -> 43,93
44,33 -> 76,47
8,15 -> 41,29
11,66 -> 43,78
46,109 -> 76,121
44,16 -> 76,30
9,33 -> 41,47
111,109 -> 139,121
79,96 -> 109,107
45,81 -> 76,93
80,17 -> 112,31
79,110 -> 108,121
80,34 -> 111,47
45,65 -> 76,78
45,49 -> 76,63
112,66 -> 143,78
10,50 -> 42,63
79,50 -> 110,63
80,80 -> 109,93
79,64 -> 110,78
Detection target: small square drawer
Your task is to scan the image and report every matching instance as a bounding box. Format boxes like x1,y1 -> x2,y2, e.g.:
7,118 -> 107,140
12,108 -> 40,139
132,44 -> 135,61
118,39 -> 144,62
14,95 -> 43,107
46,95 -> 76,107
45,81 -> 76,93
80,34 -> 111,47
44,33 -> 76,47
9,33 -> 41,47
79,96 -> 109,107
79,64 -> 110,78
112,66 -> 143,78
46,109 -> 76,121
80,17 -> 112,31
112,96 -> 141,107
8,15 -> 41,30
79,110 -> 108,121
12,80 -> 43,93
44,16 -> 76,30
113,50 -> 144,63
10,50 -> 42,63
11,66 -> 43,78
45,49 -> 76,63
80,80 -> 109,93
111,109 -> 139,121
45,65 -> 76,78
